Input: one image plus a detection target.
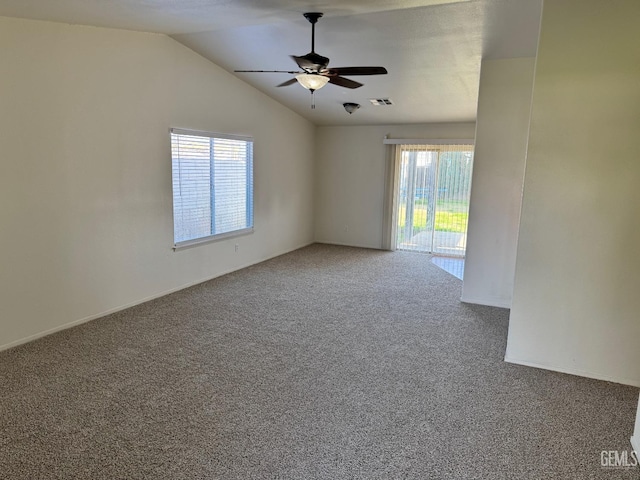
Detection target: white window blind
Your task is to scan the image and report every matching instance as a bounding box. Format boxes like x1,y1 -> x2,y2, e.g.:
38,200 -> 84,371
171,128 -> 253,249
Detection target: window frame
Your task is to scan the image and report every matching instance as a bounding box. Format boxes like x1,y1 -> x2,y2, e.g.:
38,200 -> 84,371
170,127 -> 254,251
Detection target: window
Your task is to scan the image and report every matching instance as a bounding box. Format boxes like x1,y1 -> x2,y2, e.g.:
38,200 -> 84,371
170,128 -> 253,249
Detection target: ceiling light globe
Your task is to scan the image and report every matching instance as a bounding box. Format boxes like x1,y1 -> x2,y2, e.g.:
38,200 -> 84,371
295,74 -> 330,91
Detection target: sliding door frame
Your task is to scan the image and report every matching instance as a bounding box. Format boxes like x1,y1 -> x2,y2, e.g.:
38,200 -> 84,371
382,138 -> 475,253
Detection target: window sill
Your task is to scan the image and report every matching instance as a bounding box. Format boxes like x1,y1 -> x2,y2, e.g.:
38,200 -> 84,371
173,227 -> 254,251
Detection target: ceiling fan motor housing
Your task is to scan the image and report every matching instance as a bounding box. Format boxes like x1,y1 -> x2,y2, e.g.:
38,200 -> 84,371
299,52 -> 330,72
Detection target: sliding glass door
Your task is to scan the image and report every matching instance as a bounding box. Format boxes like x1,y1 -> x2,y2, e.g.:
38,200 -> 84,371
396,144 -> 474,257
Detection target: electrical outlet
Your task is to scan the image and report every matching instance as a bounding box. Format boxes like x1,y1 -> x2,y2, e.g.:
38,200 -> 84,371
234,244 -> 239,252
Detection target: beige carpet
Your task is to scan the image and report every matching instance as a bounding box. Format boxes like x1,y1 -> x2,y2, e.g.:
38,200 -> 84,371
0,244 -> 637,479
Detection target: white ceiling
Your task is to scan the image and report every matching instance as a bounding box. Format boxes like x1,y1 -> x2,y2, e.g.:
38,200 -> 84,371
0,0 -> 542,125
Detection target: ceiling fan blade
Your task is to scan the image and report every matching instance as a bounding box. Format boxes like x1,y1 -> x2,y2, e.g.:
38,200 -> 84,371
326,66 -> 388,76
234,69 -> 300,74
276,78 -> 298,87
328,76 -> 363,89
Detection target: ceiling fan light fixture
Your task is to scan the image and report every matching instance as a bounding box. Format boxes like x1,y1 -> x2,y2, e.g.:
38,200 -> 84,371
295,73 -> 329,91
343,102 -> 361,114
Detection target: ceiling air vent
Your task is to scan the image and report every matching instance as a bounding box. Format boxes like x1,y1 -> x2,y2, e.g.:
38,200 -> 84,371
369,98 -> 394,106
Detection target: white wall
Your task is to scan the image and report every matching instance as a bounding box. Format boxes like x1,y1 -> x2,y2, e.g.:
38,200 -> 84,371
315,123 -> 476,249
506,0 -> 640,386
0,17 -> 315,350
461,58 -> 535,308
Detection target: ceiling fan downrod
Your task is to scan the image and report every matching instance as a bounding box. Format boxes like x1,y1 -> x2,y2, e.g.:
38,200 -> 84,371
303,12 -> 323,53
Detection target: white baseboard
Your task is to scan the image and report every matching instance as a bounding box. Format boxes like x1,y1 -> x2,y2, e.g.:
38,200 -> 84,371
0,240 -> 315,353
460,294 -> 511,309
504,356 -> 640,388
314,240 -> 384,250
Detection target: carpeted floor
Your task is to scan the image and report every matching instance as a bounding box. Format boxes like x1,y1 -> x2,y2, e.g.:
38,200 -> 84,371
0,244 -> 638,479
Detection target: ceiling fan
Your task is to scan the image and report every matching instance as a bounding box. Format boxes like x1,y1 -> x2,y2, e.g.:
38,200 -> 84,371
234,12 -> 388,108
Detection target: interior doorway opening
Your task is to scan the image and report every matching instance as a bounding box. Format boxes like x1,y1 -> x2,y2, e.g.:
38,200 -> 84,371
395,143 -> 474,258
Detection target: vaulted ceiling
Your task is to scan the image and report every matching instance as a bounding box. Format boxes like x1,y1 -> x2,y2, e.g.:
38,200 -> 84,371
0,0 -> 542,125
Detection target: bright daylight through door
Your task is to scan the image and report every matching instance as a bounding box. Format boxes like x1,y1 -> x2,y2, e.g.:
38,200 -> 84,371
396,144 -> 474,257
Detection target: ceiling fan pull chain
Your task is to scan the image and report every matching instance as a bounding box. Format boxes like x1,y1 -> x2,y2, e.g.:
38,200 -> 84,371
311,90 -> 316,109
